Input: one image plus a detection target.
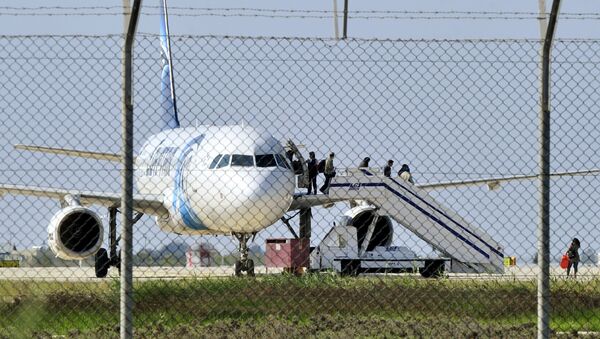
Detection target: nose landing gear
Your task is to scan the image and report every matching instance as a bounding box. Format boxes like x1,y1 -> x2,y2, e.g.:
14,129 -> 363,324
233,232 -> 256,277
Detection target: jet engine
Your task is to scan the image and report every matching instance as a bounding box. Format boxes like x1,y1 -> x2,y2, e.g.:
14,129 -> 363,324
341,205 -> 393,252
47,205 -> 104,260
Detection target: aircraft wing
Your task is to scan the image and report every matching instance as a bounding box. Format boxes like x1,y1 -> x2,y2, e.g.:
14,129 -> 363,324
0,184 -> 167,216
287,193 -> 347,211
416,168 -> 600,191
15,144 -> 123,162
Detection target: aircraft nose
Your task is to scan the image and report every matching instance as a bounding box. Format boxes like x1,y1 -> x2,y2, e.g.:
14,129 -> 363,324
187,167 -> 295,233
237,170 -> 294,228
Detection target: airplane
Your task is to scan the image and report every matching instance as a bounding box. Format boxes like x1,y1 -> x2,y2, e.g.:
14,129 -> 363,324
0,1 -> 321,278
1,1 -> 599,278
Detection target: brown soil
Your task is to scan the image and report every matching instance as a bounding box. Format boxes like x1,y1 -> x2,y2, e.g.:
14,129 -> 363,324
40,314 -> 543,339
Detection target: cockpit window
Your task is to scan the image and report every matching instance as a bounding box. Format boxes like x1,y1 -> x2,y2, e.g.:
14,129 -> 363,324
209,155 -> 222,169
216,154 -> 230,168
275,154 -> 291,169
231,154 -> 255,167
255,154 -> 277,168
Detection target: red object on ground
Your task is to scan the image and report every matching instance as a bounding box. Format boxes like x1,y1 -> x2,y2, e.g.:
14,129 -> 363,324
265,238 -> 309,268
560,254 -> 569,269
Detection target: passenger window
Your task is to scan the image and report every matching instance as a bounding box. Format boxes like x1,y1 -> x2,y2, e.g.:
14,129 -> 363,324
209,155 -> 222,169
231,154 -> 255,167
216,154 -> 230,168
255,154 -> 277,168
275,154 -> 291,169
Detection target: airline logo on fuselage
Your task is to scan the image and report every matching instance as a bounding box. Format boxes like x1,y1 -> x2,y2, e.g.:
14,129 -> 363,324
146,146 -> 178,176
349,183 -> 362,191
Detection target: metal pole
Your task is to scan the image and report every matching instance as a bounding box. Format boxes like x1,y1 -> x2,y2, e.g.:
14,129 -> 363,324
342,0 -> 348,39
121,0 -> 142,338
537,0 -> 548,37
537,0 -> 548,102
332,0 -> 339,39
538,1 -> 560,338
123,0 -> 131,35
299,208 -> 312,239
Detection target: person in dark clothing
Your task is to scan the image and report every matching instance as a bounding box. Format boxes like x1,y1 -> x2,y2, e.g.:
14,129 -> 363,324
359,157 -> 370,168
383,160 -> 394,178
306,151 -> 318,195
397,163 -> 414,184
566,238 -> 581,278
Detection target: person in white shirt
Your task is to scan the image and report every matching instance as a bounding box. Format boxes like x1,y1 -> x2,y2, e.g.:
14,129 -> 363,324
397,164 -> 414,184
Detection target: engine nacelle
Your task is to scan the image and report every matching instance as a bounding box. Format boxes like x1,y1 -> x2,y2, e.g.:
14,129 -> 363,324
341,205 -> 393,252
47,206 -> 104,260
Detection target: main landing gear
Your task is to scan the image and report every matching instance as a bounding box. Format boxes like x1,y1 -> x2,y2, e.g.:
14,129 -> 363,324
233,233 -> 256,277
95,207 -> 143,278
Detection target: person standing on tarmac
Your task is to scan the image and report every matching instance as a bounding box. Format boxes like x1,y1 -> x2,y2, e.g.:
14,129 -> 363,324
383,159 -> 394,177
359,157 -> 370,168
320,152 -> 335,194
306,151 -> 318,195
566,238 -> 581,278
397,163 -> 414,184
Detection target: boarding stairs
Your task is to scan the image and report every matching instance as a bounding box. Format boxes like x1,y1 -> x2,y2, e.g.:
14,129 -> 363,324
328,169 -> 504,274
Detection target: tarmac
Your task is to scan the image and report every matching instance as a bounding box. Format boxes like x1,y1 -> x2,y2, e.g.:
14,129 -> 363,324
0,266 -> 282,282
453,264 -> 600,281
0,264 -> 597,282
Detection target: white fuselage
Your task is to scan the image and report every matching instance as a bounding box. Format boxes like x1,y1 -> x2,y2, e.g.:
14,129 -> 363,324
135,125 -> 296,235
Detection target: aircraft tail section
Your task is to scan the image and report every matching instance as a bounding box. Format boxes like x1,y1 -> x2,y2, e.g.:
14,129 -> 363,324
159,0 -> 180,130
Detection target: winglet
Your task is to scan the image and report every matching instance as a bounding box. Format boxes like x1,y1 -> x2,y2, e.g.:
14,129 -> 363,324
159,0 -> 180,130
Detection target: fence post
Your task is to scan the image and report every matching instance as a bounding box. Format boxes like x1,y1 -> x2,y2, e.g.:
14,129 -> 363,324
342,0 -> 349,39
539,0 -> 561,338
121,0 -> 142,338
332,0 -> 340,39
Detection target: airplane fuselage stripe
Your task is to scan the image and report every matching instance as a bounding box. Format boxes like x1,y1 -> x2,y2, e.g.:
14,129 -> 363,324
172,135 -> 207,230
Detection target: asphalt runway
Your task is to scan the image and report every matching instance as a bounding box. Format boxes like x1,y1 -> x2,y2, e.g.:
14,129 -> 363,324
455,264 -> 600,281
0,264 -> 597,282
0,266 -> 282,282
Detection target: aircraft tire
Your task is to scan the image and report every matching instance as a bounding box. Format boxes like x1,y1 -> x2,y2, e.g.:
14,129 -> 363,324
420,259 -> 445,279
95,248 -> 110,278
234,261 -> 243,277
246,259 -> 255,277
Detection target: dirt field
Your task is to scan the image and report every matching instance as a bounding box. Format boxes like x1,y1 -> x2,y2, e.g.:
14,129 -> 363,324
1,275 -> 599,338
26,315 -> 600,338
35,315 -> 541,338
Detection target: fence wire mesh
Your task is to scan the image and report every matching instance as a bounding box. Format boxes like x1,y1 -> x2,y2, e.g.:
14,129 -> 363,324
0,35 -> 599,337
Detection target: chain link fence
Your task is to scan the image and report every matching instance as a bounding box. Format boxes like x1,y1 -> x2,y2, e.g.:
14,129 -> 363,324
0,34 -> 599,337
